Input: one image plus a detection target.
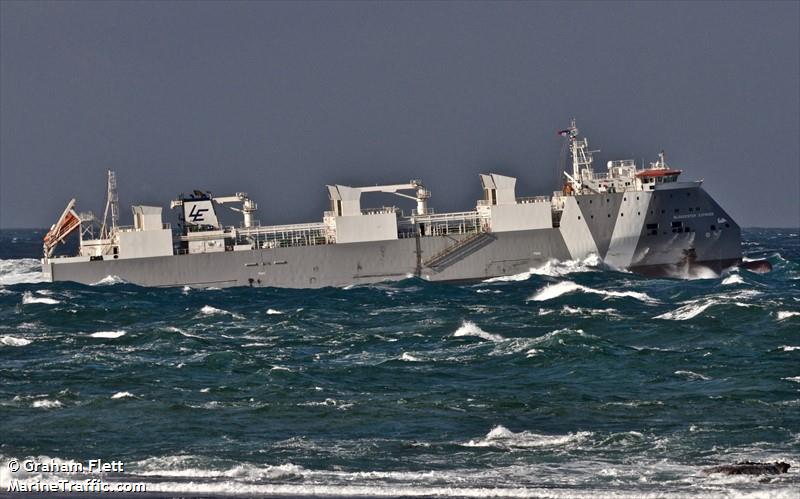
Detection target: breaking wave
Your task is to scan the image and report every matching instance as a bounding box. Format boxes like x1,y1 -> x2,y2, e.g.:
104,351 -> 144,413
528,281 -> 656,303
0,258 -> 45,285
463,425 -> 592,449
400,352 -> 421,362
453,321 -> 504,342
32,399 -> 62,409
92,275 -> 129,286
776,311 -> 800,321
721,274 -> 744,285
483,254 -> 602,282
200,305 -> 244,319
0,336 -> 31,347
21,291 -> 60,305
89,330 -> 127,339
655,301 -> 715,321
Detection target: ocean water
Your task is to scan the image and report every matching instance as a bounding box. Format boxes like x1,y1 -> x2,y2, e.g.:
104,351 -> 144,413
0,228 -> 798,498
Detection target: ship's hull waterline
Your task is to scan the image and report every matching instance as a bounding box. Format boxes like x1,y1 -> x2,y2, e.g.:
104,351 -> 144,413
43,186 -> 742,288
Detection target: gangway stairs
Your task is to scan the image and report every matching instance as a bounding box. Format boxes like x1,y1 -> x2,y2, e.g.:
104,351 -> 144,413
423,232 -> 496,273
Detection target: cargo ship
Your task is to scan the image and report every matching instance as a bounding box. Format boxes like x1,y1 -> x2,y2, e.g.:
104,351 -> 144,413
42,120 -> 742,288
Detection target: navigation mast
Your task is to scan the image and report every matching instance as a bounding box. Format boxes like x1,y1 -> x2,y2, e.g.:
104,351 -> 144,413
100,170 -> 119,239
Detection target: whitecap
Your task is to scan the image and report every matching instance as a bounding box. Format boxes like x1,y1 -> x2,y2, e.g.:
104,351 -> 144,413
266,308 -> 284,315
400,352 -> 421,362
133,456 -> 305,481
528,280 -> 656,303
22,291 -> 60,305
721,274 -> 744,285
89,330 -> 127,339
779,346 -> 800,352
91,275 -> 128,286
783,376 -> 800,383
655,300 -> 715,321
483,254 -> 602,283
111,391 -> 134,399
674,370 -> 711,381
464,425 -> 591,449
453,321 -> 504,342
32,399 -> 62,409
777,311 -> 800,321
561,305 -> 619,317
0,258 -> 45,285
200,305 -> 244,319
525,348 -> 543,357
0,335 -> 31,346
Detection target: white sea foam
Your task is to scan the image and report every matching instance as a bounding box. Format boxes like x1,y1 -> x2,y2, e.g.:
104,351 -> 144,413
655,301 -> 714,321
525,348 -> 543,357
665,264 -> 720,280
0,335 -> 31,346
528,281 -> 655,303
656,292 -> 756,321
779,345 -> 800,352
32,399 -> 62,409
89,330 -> 127,339
22,291 -> 60,305
200,305 -> 244,319
721,274 -> 744,285
266,308 -> 284,315
453,321 -> 504,342
776,311 -> 800,320
783,376 -> 800,383
91,275 -> 128,285
674,370 -> 711,381
483,255 -> 602,282
561,305 -> 619,317
0,258 -> 45,285
464,425 -> 592,449
400,352 -> 421,362
111,391 -> 134,399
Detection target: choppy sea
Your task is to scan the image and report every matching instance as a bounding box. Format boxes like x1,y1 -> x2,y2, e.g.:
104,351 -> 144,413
0,228 -> 798,498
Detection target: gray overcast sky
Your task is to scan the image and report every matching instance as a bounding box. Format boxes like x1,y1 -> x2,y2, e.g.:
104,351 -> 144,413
1,0 -> 798,229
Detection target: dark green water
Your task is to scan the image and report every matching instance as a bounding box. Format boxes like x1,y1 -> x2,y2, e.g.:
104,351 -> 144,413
1,229 -> 798,497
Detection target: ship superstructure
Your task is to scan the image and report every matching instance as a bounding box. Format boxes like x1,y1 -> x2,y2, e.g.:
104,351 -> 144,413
42,121 -> 742,288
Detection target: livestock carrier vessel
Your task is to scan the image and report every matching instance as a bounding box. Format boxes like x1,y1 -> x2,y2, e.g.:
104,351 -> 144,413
41,121 -> 742,288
